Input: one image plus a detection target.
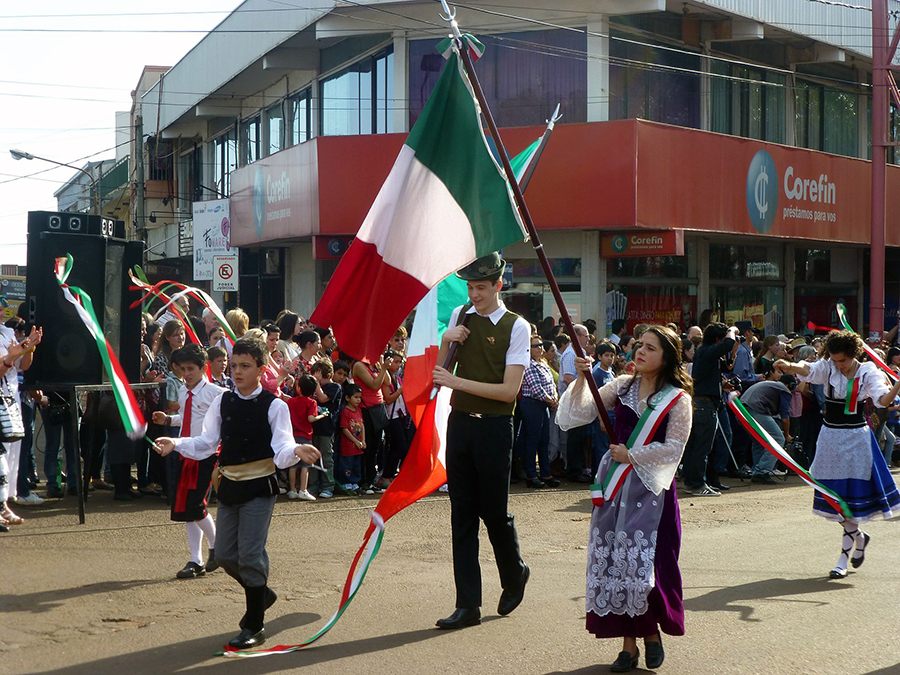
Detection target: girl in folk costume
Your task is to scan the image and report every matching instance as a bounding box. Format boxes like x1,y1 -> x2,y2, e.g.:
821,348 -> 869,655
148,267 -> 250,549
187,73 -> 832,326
775,330 -> 900,579
558,325 -> 692,673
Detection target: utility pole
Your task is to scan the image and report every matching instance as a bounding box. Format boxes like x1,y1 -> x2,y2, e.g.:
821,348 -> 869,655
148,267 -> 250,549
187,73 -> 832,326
871,0 -> 888,336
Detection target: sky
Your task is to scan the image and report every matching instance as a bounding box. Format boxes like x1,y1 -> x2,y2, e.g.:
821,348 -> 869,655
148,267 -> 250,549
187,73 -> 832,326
0,1 -> 242,265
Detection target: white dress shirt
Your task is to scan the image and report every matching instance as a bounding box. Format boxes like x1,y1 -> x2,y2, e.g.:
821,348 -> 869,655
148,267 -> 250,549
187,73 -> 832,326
171,384 -> 302,469
170,378 -> 225,437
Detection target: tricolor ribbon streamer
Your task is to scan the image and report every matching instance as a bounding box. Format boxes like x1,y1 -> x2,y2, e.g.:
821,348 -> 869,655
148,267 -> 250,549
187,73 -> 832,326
54,254 -> 147,440
835,304 -> 898,383
727,393 -> 852,519
221,511 -> 386,658
590,387 -> 684,507
845,376 -> 860,415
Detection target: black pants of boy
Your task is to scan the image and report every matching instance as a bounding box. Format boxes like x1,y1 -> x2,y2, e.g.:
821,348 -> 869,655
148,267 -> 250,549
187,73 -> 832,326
682,397 -> 718,489
446,411 -> 526,610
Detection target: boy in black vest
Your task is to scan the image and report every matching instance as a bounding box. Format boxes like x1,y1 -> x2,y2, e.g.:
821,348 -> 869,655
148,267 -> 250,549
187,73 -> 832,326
432,252 -> 531,629
155,337 -> 320,649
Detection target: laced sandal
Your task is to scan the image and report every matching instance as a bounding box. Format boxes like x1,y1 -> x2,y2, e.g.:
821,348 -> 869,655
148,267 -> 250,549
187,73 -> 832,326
0,508 -> 24,525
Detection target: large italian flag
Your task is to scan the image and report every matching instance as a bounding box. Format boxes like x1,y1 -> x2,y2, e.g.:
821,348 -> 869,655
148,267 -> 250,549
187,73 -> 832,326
310,45 -> 526,364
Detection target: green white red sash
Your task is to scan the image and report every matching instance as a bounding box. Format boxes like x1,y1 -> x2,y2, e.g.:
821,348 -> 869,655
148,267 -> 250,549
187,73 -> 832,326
845,377 -> 860,415
590,385 -> 684,507
727,393 -> 852,519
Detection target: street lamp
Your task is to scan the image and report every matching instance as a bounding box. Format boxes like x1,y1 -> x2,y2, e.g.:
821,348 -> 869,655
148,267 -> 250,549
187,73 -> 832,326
9,148 -> 100,215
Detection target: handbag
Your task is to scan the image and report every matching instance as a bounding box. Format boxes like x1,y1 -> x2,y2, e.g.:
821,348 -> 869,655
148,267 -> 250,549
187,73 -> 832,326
0,378 -> 25,442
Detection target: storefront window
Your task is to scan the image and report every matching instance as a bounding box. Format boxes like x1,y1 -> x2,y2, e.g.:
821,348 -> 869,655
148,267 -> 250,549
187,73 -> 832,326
266,104 -> 284,156
794,288 -> 857,335
607,284 -> 697,334
710,64 -> 785,143
240,116 -> 261,166
795,80 -> 858,157
408,29 -> 587,128
795,249 -> 830,283
290,89 -> 311,145
609,250 -> 695,279
609,31 -> 700,129
712,286 -> 785,334
709,244 -> 781,281
211,129 -> 237,197
321,47 -> 394,136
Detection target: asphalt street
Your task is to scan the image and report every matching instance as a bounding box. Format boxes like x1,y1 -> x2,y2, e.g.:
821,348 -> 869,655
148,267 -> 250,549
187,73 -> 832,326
2,473 -> 899,675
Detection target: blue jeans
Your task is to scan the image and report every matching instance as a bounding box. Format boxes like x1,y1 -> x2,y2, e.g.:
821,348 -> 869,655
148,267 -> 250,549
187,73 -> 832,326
41,407 -> 78,491
748,411 -> 781,475
519,397 -> 550,479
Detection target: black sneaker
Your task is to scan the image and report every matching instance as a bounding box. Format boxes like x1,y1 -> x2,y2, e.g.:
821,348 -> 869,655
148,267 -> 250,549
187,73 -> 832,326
751,474 -> 776,485
176,561 -> 206,579
46,485 -> 65,499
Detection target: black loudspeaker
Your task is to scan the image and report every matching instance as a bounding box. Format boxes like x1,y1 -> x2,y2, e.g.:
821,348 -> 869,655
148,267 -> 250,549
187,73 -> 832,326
24,232 -> 142,387
27,211 -> 125,239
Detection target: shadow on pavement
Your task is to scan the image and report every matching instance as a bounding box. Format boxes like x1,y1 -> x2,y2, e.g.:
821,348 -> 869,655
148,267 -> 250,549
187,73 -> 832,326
30,617 -> 455,675
861,664 -> 900,674
684,576 -> 851,622
1,578 -> 170,614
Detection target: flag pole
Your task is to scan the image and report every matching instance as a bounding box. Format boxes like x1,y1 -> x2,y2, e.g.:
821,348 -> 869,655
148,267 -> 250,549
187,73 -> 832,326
439,3 -> 616,443
518,103 -> 560,192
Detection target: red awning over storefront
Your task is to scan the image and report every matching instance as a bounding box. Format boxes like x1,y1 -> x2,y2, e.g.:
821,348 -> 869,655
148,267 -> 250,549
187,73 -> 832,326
229,119 -> 898,247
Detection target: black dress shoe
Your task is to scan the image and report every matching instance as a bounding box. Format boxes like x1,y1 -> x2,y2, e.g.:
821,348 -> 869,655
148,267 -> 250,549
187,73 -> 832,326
176,561 -> 206,579
829,567 -> 848,579
709,482 -> 731,491
227,627 -> 266,649
525,478 -> 545,489
850,532 -> 870,569
0,523 -> 8,533
751,474 -> 776,485
435,607 -> 481,629
610,648 -> 639,672
646,634 -> 664,669
498,564 -> 530,616
205,549 -> 220,574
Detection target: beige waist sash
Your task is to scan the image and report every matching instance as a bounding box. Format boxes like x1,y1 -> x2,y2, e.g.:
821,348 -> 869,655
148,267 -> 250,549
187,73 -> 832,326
212,458 -> 277,492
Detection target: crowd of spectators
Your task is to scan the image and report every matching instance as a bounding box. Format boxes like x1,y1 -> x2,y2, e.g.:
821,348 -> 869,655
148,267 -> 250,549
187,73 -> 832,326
5,298 -> 900,532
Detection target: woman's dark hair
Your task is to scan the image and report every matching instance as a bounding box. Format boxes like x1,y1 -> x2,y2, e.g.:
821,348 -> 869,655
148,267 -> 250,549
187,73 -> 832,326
144,322 -> 161,350
261,321 -> 280,336
753,335 -> 781,373
295,330 -> 320,350
888,346 -> 900,364
623,325 -> 693,397
825,329 -> 863,360
681,337 -> 695,356
276,312 -> 301,341
698,308 -> 716,329
232,336 -> 268,366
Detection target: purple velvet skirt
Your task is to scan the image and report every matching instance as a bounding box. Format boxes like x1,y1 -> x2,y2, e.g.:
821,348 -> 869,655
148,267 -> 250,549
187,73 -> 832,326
586,481 -> 685,638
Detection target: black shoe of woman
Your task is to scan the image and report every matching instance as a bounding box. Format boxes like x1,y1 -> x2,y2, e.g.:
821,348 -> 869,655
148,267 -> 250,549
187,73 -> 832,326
610,648 -> 639,673
645,633 -> 664,669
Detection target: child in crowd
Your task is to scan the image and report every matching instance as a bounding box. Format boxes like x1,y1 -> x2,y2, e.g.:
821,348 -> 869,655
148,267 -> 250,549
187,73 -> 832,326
207,345 -> 233,390
155,336 -> 320,649
333,360 -> 352,386
286,375 -> 326,501
382,350 -> 413,484
152,345 -> 226,579
337,383 -> 365,493
310,360 -> 342,499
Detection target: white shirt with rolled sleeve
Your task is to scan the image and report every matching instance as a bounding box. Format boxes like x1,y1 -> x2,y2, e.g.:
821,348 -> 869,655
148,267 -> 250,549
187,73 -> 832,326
169,378 -> 225,436
171,385 -> 303,470
448,302 -> 531,369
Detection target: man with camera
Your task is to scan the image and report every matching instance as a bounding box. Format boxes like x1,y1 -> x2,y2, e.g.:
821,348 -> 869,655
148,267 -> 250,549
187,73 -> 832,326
682,322 -> 737,497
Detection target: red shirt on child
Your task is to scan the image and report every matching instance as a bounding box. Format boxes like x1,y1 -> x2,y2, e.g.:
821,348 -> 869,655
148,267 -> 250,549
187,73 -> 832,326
287,394 -> 317,440
339,406 -> 364,456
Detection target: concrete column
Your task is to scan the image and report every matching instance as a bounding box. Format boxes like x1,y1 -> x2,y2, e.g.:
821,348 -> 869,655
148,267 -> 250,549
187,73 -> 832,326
586,19 -> 609,123
697,237 -> 710,315
392,32 -> 409,134
285,242 -> 316,318
581,231 -> 601,329
784,243 -> 795,332
785,71 -> 796,147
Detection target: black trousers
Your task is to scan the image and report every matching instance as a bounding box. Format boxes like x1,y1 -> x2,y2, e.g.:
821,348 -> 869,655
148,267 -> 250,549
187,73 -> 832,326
682,398 -> 719,489
446,411 -> 526,609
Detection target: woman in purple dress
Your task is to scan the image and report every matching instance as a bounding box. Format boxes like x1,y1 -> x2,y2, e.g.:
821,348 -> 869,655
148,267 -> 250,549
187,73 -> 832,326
559,325 -> 692,672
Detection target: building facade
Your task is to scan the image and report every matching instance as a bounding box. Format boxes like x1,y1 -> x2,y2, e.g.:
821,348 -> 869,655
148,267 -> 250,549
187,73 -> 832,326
136,0 -> 900,334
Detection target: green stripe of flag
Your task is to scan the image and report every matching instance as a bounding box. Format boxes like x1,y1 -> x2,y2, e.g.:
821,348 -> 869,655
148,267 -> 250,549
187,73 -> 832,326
405,51 -> 524,256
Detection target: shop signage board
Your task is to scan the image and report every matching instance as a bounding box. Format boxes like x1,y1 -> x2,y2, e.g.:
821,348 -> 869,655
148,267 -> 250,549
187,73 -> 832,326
601,230 -> 683,257
213,254 -> 239,292
193,199 -> 231,281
